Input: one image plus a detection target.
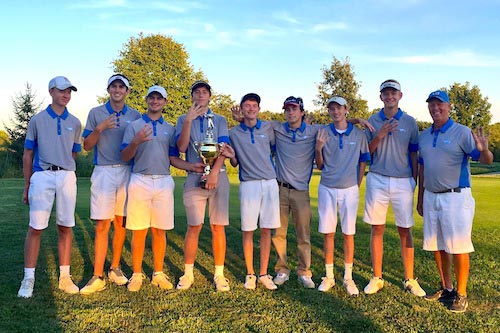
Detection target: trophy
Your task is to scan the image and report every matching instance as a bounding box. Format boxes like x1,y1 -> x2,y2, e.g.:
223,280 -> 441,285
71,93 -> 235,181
193,113 -> 223,189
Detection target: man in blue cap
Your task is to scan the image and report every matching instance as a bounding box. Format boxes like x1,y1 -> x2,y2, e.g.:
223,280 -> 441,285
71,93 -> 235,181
417,90 -> 493,313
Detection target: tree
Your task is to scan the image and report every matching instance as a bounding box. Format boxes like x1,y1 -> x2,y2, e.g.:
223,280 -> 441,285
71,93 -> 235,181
446,82 -> 492,129
315,56 -> 369,119
106,33 -> 205,124
488,122 -> 500,162
3,83 -> 42,172
208,93 -> 238,128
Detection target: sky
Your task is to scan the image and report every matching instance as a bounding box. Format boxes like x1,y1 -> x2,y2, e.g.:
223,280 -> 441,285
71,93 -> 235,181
1,0 -> 499,130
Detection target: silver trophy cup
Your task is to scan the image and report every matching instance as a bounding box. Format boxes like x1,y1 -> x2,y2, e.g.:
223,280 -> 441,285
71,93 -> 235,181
193,113 -> 222,189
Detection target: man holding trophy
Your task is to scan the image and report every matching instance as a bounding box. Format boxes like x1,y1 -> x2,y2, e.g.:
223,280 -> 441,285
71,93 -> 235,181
175,81 -> 232,292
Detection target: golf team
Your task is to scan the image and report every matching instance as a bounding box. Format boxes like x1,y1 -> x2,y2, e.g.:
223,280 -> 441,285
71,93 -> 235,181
17,74 -> 493,314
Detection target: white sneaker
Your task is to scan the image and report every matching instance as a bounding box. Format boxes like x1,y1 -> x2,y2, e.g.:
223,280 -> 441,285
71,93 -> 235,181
58,275 -> 79,294
244,274 -> 256,290
127,273 -> 145,292
258,274 -> 278,290
273,272 -> 289,286
18,278 -> 35,298
152,272 -> 174,290
404,278 -> 426,297
176,274 -> 194,290
318,277 -> 335,292
344,279 -> 359,296
298,275 -> 315,289
364,276 -> 384,294
108,267 -> 128,286
80,276 -> 106,295
213,275 -> 230,292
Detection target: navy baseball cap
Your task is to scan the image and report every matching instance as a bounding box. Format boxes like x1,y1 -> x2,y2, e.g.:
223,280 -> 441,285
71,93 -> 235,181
48,76 -> 77,91
240,93 -> 261,105
426,90 -> 450,103
282,96 -> 304,110
191,80 -> 211,95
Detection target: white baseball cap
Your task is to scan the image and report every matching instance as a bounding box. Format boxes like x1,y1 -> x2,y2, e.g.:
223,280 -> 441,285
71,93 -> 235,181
326,96 -> 347,106
379,80 -> 401,92
107,74 -> 130,89
48,76 -> 77,91
146,85 -> 167,99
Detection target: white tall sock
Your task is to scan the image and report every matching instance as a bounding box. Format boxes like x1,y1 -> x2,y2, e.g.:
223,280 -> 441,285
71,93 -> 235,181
60,265 -> 70,277
184,264 -> 194,278
24,267 -> 35,280
344,263 -> 353,281
214,265 -> 224,277
325,264 -> 334,279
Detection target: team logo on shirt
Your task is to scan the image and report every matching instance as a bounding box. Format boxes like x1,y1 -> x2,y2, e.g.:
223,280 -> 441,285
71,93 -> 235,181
67,127 -> 73,131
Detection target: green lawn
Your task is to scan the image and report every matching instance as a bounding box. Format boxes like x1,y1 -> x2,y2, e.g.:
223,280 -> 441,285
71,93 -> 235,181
0,175 -> 499,332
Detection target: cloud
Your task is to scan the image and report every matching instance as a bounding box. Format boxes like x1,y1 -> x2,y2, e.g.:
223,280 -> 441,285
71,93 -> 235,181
382,50 -> 500,68
311,22 -> 348,33
273,11 -> 300,25
69,0 -> 127,9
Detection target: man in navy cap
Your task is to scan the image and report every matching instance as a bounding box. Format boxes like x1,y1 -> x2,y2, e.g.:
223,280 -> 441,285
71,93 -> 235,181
417,90 -> 493,313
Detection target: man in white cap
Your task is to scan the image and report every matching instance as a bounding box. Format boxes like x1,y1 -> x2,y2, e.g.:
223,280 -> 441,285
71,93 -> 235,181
18,76 -> 82,298
80,74 -> 141,295
363,79 -> 425,296
417,90 -> 493,313
315,95 -> 370,296
121,85 -> 204,292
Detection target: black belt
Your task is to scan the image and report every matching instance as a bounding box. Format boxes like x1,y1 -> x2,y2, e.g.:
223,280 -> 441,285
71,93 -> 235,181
432,187 -> 465,194
47,165 -> 65,171
277,181 -> 296,190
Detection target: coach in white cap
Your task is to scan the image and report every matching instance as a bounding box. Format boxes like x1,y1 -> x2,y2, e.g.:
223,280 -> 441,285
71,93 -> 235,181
18,76 -> 82,298
80,74 -> 141,295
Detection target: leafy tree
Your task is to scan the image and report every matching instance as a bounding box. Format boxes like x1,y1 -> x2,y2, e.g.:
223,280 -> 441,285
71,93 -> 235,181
106,33 -> 205,124
259,111 -> 285,122
488,122 -> 500,162
0,130 -> 9,149
3,83 -> 42,171
446,82 -> 492,129
417,120 -> 432,132
315,56 -> 369,119
209,93 -> 238,128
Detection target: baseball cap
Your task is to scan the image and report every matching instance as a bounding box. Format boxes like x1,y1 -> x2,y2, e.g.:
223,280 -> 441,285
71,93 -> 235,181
48,76 -> 77,91
146,85 -> 167,99
240,93 -> 261,105
379,80 -> 401,92
191,80 -> 211,95
107,74 -> 130,89
426,90 -> 450,103
326,96 -> 347,107
282,96 -> 304,110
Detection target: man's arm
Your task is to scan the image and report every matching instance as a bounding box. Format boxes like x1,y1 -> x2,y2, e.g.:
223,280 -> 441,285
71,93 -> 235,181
177,103 -> 207,153
368,120 -> 399,153
83,115 -> 117,151
472,128 -> 494,165
410,151 -> 418,182
121,125 -> 152,162
357,161 -> 367,187
169,156 -> 205,173
314,129 -> 327,170
417,164 -> 424,217
22,149 -> 34,204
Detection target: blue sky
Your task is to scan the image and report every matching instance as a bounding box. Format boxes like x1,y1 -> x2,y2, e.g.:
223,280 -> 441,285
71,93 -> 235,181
1,0 -> 499,129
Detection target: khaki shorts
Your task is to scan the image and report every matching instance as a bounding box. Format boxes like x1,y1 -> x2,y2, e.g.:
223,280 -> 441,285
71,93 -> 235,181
28,170 -> 76,230
183,172 -> 229,226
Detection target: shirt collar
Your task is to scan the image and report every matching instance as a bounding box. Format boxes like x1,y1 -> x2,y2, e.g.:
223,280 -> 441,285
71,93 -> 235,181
431,118 -> 453,134
284,121 -> 306,133
105,101 -> 128,115
142,113 -> 164,124
329,122 -> 353,136
197,108 -> 213,120
240,119 -> 262,131
377,108 -> 403,121
46,105 -> 69,120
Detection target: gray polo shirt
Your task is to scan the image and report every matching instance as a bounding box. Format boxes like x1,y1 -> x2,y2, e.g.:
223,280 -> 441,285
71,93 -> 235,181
229,119 -> 276,182
24,105 -> 82,172
366,109 -> 418,178
82,101 -> 140,165
121,114 -> 178,175
418,119 -> 479,192
273,121 -> 321,191
175,109 -> 230,190
320,123 -> 370,188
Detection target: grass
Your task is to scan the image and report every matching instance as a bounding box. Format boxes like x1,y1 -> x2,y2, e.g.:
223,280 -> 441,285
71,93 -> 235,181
0,175 -> 499,332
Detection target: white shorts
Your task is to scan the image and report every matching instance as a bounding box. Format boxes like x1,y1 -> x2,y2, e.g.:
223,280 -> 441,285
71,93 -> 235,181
126,173 -> 175,231
318,184 -> 359,235
239,179 -> 280,232
90,165 -> 131,220
28,170 -> 76,230
422,188 -> 475,254
363,172 -> 415,227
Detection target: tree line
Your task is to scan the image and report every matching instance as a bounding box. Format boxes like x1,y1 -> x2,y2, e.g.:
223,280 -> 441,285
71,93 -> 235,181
1,33 -> 498,177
